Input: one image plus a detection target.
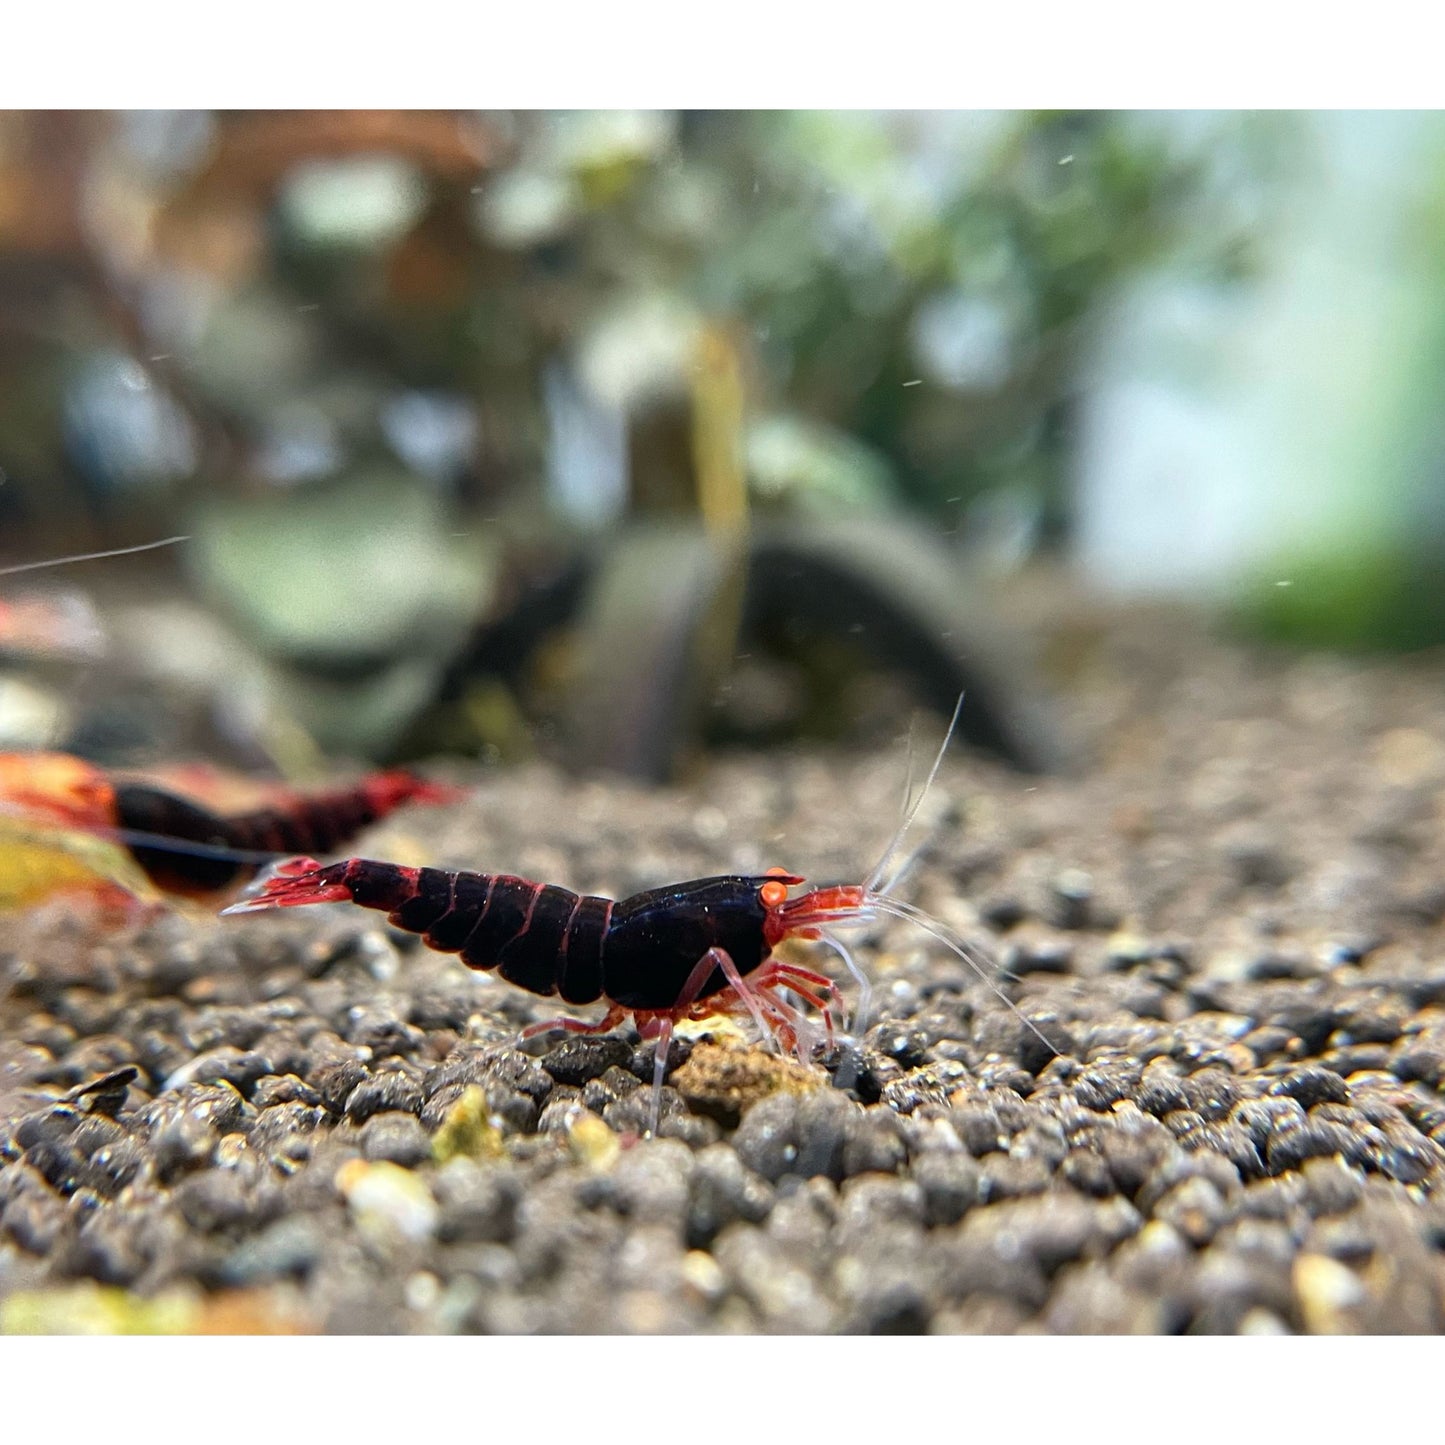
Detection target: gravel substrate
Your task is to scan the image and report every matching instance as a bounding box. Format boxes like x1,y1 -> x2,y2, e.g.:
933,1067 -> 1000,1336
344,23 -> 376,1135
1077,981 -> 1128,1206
4,600 -> 1445,1333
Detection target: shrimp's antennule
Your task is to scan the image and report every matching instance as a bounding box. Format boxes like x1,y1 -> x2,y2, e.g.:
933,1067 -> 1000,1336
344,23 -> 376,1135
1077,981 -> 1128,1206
864,692 -> 965,897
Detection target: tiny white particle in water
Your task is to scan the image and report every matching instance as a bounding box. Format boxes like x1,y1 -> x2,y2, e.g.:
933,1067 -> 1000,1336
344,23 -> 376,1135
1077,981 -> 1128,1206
902,378 -> 923,387
1275,579 -> 1294,588
1059,154 -> 1075,165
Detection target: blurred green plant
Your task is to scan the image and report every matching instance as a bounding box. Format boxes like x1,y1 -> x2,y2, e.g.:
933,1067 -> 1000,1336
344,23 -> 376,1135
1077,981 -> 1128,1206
466,110 -> 1269,527
0,110 -> 1279,772
1228,112 -> 1445,651
0,110 -> 1279,532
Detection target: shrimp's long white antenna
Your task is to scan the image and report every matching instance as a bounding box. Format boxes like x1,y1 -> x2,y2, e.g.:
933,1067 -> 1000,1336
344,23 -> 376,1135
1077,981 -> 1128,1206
864,692 -> 965,897
873,836 -> 932,903
808,893 -> 1057,1056
0,535 -> 189,578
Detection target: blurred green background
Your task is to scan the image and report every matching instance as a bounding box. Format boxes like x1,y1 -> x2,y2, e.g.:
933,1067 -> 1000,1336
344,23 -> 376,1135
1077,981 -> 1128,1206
2,110 -> 1442,780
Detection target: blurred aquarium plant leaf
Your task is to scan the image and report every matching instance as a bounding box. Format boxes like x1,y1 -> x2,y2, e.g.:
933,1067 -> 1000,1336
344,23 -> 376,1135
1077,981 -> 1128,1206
276,157 -> 428,253
191,468 -> 493,662
746,414 -> 897,515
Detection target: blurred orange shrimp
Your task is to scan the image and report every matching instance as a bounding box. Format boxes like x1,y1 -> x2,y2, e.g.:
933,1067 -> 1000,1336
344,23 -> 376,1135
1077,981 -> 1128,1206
1,536 -> 461,917
0,750 -> 461,910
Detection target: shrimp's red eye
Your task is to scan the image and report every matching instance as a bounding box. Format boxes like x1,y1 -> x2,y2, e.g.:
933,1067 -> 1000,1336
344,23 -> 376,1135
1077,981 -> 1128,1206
760,879 -> 789,908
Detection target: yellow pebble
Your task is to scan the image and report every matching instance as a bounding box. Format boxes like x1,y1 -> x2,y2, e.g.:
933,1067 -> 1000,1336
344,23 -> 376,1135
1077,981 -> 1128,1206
567,1113 -> 620,1170
1293,1254 -> 1364,1334
430,1084 -> 505,1163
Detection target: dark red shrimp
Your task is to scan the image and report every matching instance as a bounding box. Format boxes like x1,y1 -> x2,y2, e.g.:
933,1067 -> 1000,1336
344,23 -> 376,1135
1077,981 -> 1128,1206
224,697 -> 1050,1134
0,751 -> 460,903
110,771 -> 462,900
3,538 -> 464,915
226,857 -> 844,1131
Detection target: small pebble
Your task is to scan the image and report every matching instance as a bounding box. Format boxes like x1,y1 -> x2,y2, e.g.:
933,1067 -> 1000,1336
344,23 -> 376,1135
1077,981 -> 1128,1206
430,1086 -> 505,1163
162,1047 -> 273,1095
336,1159 -> 439,1244
215,1216 -> 324,1287
1293,1253 -> 1365,1334
842,1110 -> 907,1177
251,1074 -> 322,1109
358,1113 -> 432,1167
567,1114 -> 620,1171
912,1152 -> 982,1227
1268,1067 -> 1350,1109
686,1145 -> 774,1247
540,1035 -> 634,1087
343,1069 -> 425,1122
434,1161 -> 520,1245
311,1057 -> 369,1116
979,897 -> 1026,931
671,1041 -> 821,1127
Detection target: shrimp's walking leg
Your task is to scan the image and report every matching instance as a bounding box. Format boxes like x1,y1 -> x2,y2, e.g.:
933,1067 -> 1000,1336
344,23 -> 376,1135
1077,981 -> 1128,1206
639,946 -> 736,1136
756,961 -> 838,1042
648,1016 -> 674,1137
711,947 -> 789,1052
754,987 -> 814,1060
767,961 -> 836,993
520,1004 -> 628,1042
